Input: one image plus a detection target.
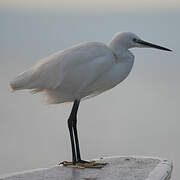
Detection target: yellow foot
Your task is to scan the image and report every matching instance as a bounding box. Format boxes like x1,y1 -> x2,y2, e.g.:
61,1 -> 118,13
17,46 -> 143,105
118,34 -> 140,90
59,161 -> 108,169
76,161 -> 108,169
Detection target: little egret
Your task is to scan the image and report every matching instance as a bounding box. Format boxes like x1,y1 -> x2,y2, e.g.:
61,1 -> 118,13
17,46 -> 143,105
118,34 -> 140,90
10,32 -> 171,168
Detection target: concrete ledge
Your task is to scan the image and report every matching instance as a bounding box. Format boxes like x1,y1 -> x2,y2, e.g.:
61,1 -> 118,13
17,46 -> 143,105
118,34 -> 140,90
0,156 -> 173,180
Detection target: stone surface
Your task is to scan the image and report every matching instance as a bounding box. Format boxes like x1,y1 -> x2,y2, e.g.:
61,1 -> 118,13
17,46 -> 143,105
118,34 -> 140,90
0,156 -> 173,180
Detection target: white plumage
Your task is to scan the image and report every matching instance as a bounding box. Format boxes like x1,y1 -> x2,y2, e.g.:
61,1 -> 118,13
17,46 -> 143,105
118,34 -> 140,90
10,32 -> 171,104
10,32 -> 171,166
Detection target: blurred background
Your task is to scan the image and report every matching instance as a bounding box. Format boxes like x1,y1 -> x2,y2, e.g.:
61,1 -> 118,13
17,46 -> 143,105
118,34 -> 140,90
0,0 -> 179,179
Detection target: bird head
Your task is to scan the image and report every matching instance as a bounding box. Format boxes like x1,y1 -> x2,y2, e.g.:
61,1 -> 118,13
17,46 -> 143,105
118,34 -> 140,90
110,32 -> 172,51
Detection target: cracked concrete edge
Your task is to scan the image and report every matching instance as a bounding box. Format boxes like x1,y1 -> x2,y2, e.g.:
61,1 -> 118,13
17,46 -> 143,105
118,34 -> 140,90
145,158 -> 173,180
96,156 -> 173,180
0,167 -> 48,179
0,156 -> 173,180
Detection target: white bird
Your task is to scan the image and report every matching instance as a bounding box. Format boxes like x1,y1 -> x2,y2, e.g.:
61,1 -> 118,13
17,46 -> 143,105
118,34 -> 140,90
10,32 -> 171,168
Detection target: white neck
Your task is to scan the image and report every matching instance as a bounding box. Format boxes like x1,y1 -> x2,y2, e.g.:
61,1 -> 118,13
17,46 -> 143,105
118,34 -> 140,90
108,38 -> 130,56
109,41 -> 129,60
108,39 -> 134,63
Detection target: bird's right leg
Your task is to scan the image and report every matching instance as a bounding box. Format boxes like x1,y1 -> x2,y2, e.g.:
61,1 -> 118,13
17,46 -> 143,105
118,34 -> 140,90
59,101 -> 77,166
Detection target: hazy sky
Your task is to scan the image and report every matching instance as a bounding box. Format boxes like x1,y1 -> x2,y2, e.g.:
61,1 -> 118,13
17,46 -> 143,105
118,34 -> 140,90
1,0 -> 180,12
0,1 -> 180,180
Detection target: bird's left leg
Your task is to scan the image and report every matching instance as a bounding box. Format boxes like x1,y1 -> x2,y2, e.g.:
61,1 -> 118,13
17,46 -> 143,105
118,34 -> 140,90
72,100 -> 107,168
71,100 -> 87,163
60,99 -> 107,168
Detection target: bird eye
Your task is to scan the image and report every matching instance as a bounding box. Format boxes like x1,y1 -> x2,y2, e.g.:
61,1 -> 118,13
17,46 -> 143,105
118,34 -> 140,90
132,38 -> 137,42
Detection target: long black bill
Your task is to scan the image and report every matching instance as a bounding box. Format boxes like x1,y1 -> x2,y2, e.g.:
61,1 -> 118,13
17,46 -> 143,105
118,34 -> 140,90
137,40 -> 172,51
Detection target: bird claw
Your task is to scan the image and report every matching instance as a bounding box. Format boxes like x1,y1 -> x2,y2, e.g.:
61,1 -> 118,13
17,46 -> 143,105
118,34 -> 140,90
59,161 -> 108,169
76,161 -> 108,169
59,161 -> 74,166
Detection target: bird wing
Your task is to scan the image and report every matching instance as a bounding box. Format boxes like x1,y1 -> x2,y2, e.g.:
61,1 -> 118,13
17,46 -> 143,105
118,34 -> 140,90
30,42 -> 115,95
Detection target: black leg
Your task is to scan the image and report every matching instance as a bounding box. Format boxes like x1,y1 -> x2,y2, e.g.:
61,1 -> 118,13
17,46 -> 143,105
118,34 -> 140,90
73,101 -> 81,162
72,100 -> 88,163
68,114 -> 76,163
68,100 -> 80,163
73,122 -> 81,161
65,100 -> 108,168
72,101 -> 82,161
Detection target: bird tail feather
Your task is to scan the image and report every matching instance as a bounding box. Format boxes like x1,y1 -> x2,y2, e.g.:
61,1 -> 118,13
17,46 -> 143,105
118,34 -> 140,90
10,68 -> 35,91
